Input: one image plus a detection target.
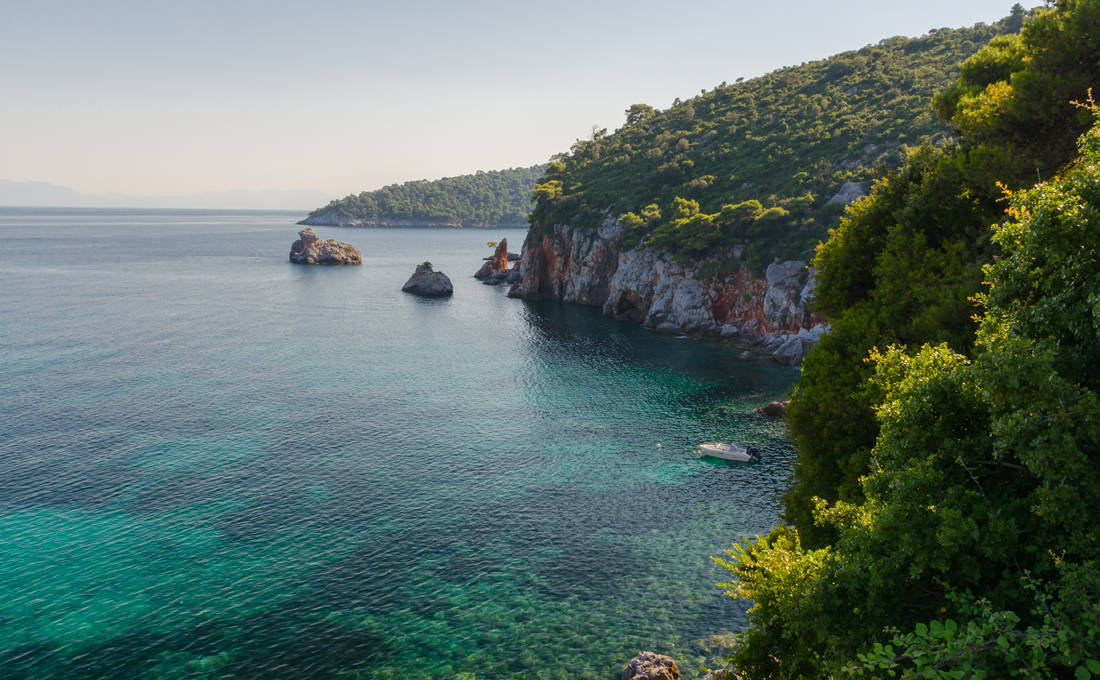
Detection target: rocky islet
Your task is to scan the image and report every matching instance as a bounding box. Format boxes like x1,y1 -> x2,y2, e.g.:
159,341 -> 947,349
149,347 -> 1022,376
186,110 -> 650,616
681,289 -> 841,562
474,238 -> 521,285
289,227 -> 362,265
402,261 -> 454,297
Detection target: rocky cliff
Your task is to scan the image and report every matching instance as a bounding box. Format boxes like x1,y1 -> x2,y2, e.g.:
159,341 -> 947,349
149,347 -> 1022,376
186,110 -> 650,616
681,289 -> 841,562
509,218 -> 826,364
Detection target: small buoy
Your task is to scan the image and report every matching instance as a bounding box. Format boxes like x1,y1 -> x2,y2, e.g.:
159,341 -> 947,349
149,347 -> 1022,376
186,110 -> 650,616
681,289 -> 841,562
656,443 -> 663,451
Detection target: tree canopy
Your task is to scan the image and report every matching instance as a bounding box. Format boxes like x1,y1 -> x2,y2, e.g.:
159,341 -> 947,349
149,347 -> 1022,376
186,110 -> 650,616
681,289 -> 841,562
303,165 -> 546,227
719,2 -> 1100,676
722,111 -> 1100,679
785,0 -> 1100,546
527,14 -> 1026,271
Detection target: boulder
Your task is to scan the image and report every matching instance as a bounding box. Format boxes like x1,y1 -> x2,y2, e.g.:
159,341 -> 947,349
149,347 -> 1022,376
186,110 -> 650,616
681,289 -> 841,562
475,239 -> 509,279
402,262 -> 453,297
765,260 -> 804,286
772,335 -> 808,364
289,228 -> 362,265
756,400 -> 789,417
621,652 -> 680,680
826,181 -> 868,205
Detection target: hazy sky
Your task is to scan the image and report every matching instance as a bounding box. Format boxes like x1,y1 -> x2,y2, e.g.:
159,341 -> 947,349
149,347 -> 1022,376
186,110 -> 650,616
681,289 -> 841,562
2,1 -> 1018,200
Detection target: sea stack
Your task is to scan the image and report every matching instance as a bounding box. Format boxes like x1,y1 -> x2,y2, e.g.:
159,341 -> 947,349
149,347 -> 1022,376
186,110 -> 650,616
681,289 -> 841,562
402,262 -> 454,297
289,228 -> 362,265
474,239 -> 509,279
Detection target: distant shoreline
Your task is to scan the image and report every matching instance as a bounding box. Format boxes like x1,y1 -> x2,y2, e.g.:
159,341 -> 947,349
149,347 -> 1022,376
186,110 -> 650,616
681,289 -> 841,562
296,220 -> 530,230
0,205 -> 308,214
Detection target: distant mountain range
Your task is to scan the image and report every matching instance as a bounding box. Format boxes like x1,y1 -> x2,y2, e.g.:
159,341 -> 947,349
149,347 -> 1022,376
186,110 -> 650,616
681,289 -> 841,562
0,180 -> 333,210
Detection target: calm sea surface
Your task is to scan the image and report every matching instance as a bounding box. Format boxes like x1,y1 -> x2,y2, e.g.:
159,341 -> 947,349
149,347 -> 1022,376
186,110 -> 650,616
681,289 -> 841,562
0,208 -> 798,680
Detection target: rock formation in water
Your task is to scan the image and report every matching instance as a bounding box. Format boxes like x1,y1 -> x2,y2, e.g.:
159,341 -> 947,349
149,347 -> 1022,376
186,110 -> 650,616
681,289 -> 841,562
621,652 -> 680,680
756,400 -> 790,417
289,228 -> 362,265
474,239 -> 510,279
508,217 -> 828,364
401,262 -> 454,297
476,238 -> 522,286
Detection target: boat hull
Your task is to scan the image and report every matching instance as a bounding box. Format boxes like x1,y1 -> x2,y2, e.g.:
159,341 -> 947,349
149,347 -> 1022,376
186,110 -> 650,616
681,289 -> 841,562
697,443 -> 757,462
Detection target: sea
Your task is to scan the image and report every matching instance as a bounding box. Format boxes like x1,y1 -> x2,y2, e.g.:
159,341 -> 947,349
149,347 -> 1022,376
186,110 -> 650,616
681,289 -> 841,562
0,208 -> 798,680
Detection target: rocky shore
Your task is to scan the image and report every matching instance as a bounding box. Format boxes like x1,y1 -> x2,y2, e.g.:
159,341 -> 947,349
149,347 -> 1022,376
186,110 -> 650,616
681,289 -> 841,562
508,218 -> 828,364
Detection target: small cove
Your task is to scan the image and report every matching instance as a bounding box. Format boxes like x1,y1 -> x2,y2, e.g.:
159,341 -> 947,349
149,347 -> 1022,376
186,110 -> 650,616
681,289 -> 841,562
0,208 -> 799,679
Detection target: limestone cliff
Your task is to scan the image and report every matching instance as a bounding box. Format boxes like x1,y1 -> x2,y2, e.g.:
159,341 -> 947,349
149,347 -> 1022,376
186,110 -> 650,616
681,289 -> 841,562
509,218 -> 826,364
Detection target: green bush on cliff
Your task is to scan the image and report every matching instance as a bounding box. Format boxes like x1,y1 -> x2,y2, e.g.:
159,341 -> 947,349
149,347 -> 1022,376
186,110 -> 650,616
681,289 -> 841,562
304,165 -> 546,226
785,0 -> 1100,546
721,108 -> 1100,680
783,141 -> 998,542
717,1 -> 1100,676
527,12 -> 1027,264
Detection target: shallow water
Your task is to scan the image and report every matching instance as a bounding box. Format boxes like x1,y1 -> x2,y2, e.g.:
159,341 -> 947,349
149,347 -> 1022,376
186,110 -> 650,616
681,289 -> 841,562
0,208 -> 798,680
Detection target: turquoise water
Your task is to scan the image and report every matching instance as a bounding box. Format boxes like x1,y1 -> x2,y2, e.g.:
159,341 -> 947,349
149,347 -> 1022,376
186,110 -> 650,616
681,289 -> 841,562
0,208 -> 798,680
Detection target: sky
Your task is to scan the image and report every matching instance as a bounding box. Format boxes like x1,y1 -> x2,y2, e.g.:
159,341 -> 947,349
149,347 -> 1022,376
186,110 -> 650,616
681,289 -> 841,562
1,0 -> 1020,203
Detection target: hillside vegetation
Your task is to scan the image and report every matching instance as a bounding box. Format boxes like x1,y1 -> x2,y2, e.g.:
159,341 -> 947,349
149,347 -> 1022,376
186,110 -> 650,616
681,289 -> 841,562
529,10 -> 1026,272
302,165 -> 546,227
721,1 -> 1100,677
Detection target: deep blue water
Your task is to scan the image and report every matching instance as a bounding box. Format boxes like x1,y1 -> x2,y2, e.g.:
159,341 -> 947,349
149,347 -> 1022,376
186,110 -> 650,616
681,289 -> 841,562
0,208 -> 798,680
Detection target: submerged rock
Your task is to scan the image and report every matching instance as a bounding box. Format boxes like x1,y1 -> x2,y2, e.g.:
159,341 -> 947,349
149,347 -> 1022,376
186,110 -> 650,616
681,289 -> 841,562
621,652 -> 680,680
289,228 -> 362,265
402,262 -> 453,297
475,239 -> 510,279
756,400 -> 790,417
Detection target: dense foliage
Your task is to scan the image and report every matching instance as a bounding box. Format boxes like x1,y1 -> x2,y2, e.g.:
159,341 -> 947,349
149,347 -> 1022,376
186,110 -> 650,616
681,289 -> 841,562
717,2 -> 1100,677
304,165 -> 546,226
528,14 -> 1024,270
784,0 -> 1100,546
720,113 -> 1100,679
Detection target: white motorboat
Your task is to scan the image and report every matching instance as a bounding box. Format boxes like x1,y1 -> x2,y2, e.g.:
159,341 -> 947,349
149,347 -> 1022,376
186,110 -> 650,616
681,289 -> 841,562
696,442 -> 760,462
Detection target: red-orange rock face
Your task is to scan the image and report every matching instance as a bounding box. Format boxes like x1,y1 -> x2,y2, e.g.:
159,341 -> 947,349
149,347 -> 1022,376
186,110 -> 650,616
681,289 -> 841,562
509,217 -> 828,364
474,239 -> 510,279
508,221 -> 622,304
